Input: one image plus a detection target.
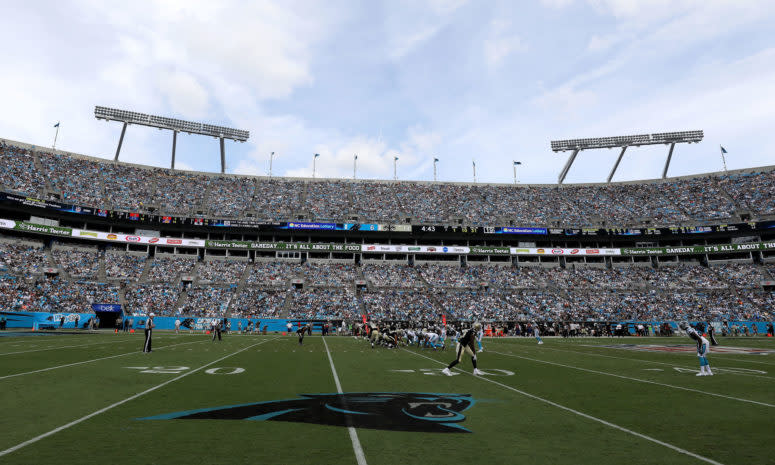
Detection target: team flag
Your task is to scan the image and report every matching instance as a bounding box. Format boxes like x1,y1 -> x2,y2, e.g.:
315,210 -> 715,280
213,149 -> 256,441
53,122 -> 60,128
720,146 -> 728,153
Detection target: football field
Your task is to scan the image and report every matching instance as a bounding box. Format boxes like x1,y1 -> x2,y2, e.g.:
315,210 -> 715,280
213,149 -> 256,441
1,331 -> 773,464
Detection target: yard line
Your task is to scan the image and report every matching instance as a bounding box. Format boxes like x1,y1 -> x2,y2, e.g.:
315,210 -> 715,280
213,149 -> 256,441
569,341 -> 775,367
403,348 -> 725,465
0,337 -> 277,458
488,350 -> 775,408
0,339 -> 205,381
488,341 -> 775,380
322,337 -> 368,465
0,338 -> 153,356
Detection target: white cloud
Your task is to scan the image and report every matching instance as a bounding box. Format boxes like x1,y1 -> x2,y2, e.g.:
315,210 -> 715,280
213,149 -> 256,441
484,20 -> 527,68
156,70 -> 209,119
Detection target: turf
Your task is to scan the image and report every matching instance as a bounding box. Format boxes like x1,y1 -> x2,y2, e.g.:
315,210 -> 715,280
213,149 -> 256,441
1,331 -> 773,464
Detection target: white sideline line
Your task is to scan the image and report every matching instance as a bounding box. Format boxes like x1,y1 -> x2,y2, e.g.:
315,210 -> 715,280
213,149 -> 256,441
0,337 -> 277,458
0,339 -> 205,380
488,350 -> 775,408
403,348 -> 725,465
488,341 -> 775,380
322,337 -> 367,465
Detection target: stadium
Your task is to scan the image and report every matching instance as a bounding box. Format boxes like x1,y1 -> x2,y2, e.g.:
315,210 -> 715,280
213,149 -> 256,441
2,3 -> 774,465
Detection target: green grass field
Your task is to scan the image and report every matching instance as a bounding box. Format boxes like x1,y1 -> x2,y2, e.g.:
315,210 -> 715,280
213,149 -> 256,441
1,331 -> 773,465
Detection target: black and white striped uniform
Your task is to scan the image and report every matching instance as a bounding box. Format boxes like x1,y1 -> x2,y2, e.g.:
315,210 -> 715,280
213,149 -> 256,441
143,316 -> 154,353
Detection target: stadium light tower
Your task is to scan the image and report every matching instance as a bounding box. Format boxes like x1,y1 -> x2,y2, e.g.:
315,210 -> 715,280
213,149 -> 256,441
550,130 -> 704,184
95,106 -> 249,173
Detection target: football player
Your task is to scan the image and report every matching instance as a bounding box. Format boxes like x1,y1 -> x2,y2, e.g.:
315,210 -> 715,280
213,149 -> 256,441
534,323 -> 543,345
680,322 -> 713,376
476,324 -> 484,353
443,322 -> 485,376
297,323 -> 311,345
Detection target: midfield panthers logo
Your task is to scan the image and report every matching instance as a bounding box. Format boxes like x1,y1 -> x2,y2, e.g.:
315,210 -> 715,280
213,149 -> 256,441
140,392 -> 476,433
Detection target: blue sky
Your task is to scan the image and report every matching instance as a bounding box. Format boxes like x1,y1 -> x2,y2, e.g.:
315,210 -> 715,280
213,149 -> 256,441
1,0 -> 774,184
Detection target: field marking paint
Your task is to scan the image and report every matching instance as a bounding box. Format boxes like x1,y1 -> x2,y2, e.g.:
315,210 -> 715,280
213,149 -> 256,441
568,341 -> 775,366
0,339 -> 205,381
489,342 -> 774,380
403,348 -> 725,465
322,337 -> 368,465
0,339 -> 147,356
0,337 -> 277,458
488,350 -> 775,409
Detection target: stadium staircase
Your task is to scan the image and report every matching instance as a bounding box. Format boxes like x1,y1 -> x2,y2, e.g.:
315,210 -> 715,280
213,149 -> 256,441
138,258 -> 153,283
31,152 -> 54,194
97,253 -> 107,282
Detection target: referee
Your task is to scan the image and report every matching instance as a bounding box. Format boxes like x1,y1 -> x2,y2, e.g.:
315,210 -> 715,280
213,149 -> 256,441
143,313 -> 155,353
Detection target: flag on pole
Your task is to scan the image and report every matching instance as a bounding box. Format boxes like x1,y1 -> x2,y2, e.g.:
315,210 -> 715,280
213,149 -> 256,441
394,156 -> 399,161
314,153 -> 320,158
53,122 -> 60,128
514,161 -> 521,165
434,157 -> 439,162
720,146 -> 727,154
354,154 -> 358,160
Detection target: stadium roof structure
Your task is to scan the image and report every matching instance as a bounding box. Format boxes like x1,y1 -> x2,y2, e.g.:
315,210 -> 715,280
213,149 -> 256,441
551,130 -> 704,184
94,106 -> 250,173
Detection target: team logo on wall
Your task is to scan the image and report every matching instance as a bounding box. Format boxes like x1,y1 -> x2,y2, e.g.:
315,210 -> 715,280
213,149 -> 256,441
140,393 -> 476,433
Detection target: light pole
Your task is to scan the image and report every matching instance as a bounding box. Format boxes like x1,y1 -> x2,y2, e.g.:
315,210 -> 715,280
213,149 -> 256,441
513,161 -> 521,184
353,154 -> 358,180
313,153 -> 320,178
393,156 -> 398,181
269,151 -> 276,177
433,157 -> 439,182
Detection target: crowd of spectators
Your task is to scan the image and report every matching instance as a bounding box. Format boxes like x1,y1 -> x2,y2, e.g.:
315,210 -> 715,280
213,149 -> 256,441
302,262 -> 356,287
0,143 -> 47,196
51,246 -> 101,279
361,289 -> 436,319
147,255 -> 197,282
231,288 -> 287,317
104,252 -> 146,281
0,241 -> 49,276
362,264 -> 424,287
38,152 -> 106,206
125,283 -> 182,315
287,288 -> 360,319
180,286 -> 234,317
3,142 -> 775,225
197,260 -> 246,284
245,261 -> 300,286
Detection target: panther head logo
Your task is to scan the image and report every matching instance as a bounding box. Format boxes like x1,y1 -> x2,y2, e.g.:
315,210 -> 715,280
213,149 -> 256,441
140,392 -> 475,433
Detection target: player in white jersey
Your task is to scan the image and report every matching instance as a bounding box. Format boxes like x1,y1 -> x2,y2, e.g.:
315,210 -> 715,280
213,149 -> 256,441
534,324 -> 543,345
680,323 -> 713,376
426,331 -> 441,349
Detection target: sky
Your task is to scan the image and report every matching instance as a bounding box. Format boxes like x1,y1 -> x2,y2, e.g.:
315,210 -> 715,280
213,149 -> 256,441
0,0 -> 774,185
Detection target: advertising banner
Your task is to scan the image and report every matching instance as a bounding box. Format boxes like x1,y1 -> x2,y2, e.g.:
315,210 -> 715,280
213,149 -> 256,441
72,229 -> 205,247
92,304 -> 122,312
621,241 -> 775,256
511,247 -> 621,256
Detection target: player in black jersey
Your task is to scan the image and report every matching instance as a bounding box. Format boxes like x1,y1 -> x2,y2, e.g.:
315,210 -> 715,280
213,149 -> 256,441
442,322 -> 484,376
297,323 -> 311,345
